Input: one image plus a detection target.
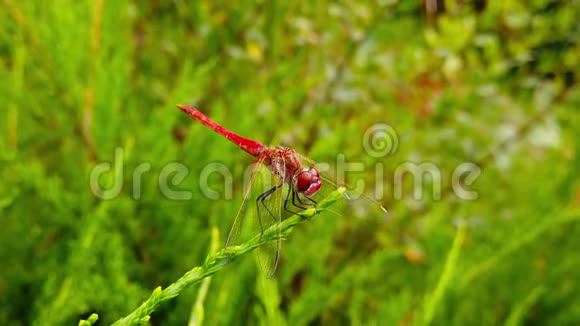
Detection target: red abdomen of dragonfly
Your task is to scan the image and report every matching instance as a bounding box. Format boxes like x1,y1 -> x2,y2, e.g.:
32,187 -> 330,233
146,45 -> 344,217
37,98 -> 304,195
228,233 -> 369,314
177,104 -> 265,157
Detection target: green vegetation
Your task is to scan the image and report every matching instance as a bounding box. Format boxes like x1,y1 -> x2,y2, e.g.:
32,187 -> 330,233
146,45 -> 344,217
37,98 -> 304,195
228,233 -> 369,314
1,1 -> 578,325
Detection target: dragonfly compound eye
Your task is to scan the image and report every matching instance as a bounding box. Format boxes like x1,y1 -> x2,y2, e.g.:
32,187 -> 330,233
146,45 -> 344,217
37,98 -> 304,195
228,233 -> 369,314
295,167 -> 322,196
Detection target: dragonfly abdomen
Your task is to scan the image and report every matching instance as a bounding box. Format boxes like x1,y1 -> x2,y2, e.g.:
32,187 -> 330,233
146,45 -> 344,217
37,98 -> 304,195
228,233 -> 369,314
177,104 -> 264,156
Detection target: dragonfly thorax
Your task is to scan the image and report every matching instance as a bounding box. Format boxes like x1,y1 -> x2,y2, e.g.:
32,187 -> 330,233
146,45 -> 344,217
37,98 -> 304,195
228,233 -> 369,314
293,167 -> 322,196
261,147 -> 321,196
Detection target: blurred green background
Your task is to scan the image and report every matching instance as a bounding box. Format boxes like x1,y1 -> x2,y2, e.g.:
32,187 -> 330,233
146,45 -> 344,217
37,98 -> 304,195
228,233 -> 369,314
1,0 -> 579,325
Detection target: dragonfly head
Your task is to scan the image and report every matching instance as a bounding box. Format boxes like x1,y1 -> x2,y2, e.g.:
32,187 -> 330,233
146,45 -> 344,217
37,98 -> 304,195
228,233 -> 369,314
294,167 -> 322,196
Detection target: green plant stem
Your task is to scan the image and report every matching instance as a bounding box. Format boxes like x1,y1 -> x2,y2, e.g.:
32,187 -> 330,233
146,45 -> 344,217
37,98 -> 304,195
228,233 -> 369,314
111,187 -> 346,326
78,313 -> 99,326
422,222 -> 466,326
188,227 -> 220,326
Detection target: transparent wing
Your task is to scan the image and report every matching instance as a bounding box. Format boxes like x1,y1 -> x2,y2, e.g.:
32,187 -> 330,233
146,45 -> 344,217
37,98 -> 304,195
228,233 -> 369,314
255,156 -> 285,278
225,155 -> 267,248
225,154 -> 287,277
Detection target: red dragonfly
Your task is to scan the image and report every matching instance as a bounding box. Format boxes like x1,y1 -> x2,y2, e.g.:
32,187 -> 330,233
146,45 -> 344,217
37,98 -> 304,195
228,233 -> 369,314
177,104 -> 384,276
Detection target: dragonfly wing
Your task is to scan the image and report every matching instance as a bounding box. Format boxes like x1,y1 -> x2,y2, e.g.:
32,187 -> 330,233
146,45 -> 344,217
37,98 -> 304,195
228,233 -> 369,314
225,156 -> 267,248
255,156 -> 286,278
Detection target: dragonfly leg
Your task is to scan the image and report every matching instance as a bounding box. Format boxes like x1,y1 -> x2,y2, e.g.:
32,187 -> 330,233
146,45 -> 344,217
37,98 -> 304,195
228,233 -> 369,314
257,183 -> 283,225
256,207 -> 264,241
294,190 -> 317,206
283,186 -> 317,215
283,186 -> 304,214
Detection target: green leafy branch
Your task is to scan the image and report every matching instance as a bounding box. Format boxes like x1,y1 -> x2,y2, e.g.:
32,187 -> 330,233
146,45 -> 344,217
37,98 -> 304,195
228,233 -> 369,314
109,187 -> 346,326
